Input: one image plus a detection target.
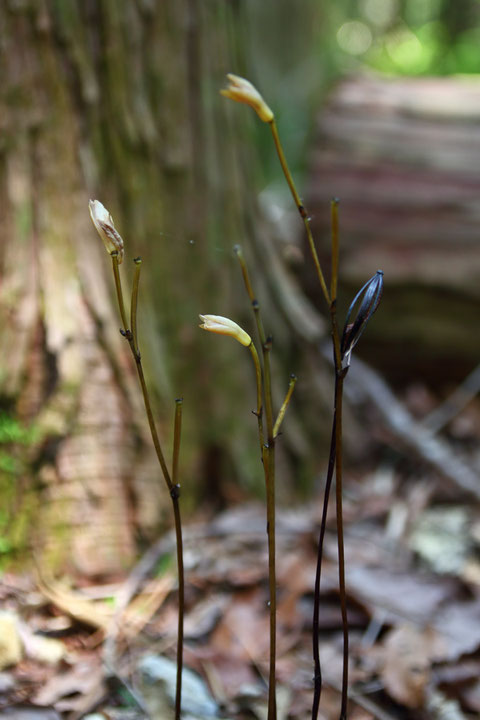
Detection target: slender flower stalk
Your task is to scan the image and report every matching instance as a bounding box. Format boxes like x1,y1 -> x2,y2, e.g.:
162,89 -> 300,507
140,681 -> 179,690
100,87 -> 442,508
221,75 -> 383,720
234,246 -> 297,720
334,369 -> 348,720
171,397 -> 184,720
90,202 -> 185,720
311,391 -> 337,719
262,331 -> 277,720
263,113 -> 350,720
312,200 -> 344,719
200,280 -> 296,720
269,120 -> 330,308
130,257 -> 142,357
111,252 -> 129,332
249,342 -> 265,453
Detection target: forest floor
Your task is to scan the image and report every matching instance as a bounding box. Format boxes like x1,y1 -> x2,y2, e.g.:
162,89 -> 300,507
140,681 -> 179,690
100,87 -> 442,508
1,384 -> 480,720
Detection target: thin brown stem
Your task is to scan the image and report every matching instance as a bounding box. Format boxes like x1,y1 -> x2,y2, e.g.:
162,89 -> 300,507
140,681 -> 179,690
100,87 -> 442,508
133,360 -> 172,490
312,388 -> 337,720
335,372 -> 348,720
249,342 -> 265,452
171,498 -> 184,720
234,246 -> 267,346
234,245 -> 256,302
130,257 -> 142,357
273,374 -> 297,439
172,398 -> 183,487
235,245 -> 277,720
171,398 -> 184,720
269,120 -> 330,308
110,253 -> 184,720
111,254 -> 129,332
312,197 -> 346,720
263,336 -> 274,441
330,199 -> 339,304
256,335 -> 277,720
330,304 -> 343,387
263,336 -> 276,720
263,441 -> 277,720
329,201 -> 349,720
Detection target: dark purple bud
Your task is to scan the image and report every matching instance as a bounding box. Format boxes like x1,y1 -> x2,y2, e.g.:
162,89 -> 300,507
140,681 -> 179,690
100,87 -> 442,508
341,270 -> 384,368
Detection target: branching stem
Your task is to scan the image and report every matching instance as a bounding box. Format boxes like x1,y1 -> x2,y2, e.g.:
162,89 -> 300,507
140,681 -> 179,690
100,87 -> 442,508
273,375 -> 297,438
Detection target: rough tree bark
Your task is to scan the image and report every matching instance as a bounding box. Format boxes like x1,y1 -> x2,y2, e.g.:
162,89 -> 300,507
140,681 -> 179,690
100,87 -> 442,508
0,0 -> 239,575
0,0 -> 334,575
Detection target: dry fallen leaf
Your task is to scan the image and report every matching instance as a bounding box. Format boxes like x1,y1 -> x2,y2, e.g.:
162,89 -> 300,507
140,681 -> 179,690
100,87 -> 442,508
33,658 -> 104,708
433,599 -> 480,661
347,565 -> 457,622
380,623 -> 440,708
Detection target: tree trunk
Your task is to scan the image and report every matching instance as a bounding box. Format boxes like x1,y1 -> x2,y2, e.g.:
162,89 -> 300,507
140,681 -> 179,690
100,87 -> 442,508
0,0 -> 223,575
0,0 -> 337,576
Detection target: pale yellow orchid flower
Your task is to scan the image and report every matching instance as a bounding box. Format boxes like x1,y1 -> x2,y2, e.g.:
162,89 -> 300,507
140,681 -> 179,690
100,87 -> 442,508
199,314 -> 251,347
220,74 -> 274,123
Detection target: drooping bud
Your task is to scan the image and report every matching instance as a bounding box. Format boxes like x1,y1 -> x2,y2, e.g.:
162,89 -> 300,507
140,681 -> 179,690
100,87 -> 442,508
220,74 -> 274,123
88,199 -> 124,264
199,314 -> 251,347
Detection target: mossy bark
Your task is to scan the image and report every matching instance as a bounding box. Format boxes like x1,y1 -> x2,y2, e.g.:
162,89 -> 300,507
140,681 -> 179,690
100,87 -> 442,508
0,0 -> 247,575
0,0 -> 336,575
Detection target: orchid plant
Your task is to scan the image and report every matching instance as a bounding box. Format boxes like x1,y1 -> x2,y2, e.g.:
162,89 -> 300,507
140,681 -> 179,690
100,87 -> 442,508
220,74 -> 383,720
89,200 -> 185,720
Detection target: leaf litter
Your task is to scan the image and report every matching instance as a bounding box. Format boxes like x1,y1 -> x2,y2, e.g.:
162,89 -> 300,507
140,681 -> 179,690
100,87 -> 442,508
1,387 -> 480,719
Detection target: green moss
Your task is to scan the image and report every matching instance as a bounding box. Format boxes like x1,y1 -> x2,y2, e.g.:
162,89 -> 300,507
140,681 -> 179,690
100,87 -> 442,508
0,413 -> 39,572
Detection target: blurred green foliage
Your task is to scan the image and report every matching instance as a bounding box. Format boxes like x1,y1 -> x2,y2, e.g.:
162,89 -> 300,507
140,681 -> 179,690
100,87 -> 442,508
241,0 -> 480,198
0,413 -> 38,569
334,0 -> 480,75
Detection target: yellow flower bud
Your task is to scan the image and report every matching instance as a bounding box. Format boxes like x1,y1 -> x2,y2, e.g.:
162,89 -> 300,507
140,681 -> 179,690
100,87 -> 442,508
88,199 -> 124,264
199,314 -> 251,347
220,74 -> 274,123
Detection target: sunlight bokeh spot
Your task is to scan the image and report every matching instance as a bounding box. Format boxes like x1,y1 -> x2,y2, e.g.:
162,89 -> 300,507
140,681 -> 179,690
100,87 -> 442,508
337,20 -> 373,56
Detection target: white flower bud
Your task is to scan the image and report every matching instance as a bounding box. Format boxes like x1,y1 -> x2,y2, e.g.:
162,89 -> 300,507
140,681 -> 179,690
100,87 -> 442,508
220,74 -> 274,123
199,314 -> 251,347
89,199 -> 124,264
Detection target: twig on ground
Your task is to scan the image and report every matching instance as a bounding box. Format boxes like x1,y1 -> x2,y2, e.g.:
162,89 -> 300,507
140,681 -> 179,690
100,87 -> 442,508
421,363 -> 480,434
339,352 -> 480,500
